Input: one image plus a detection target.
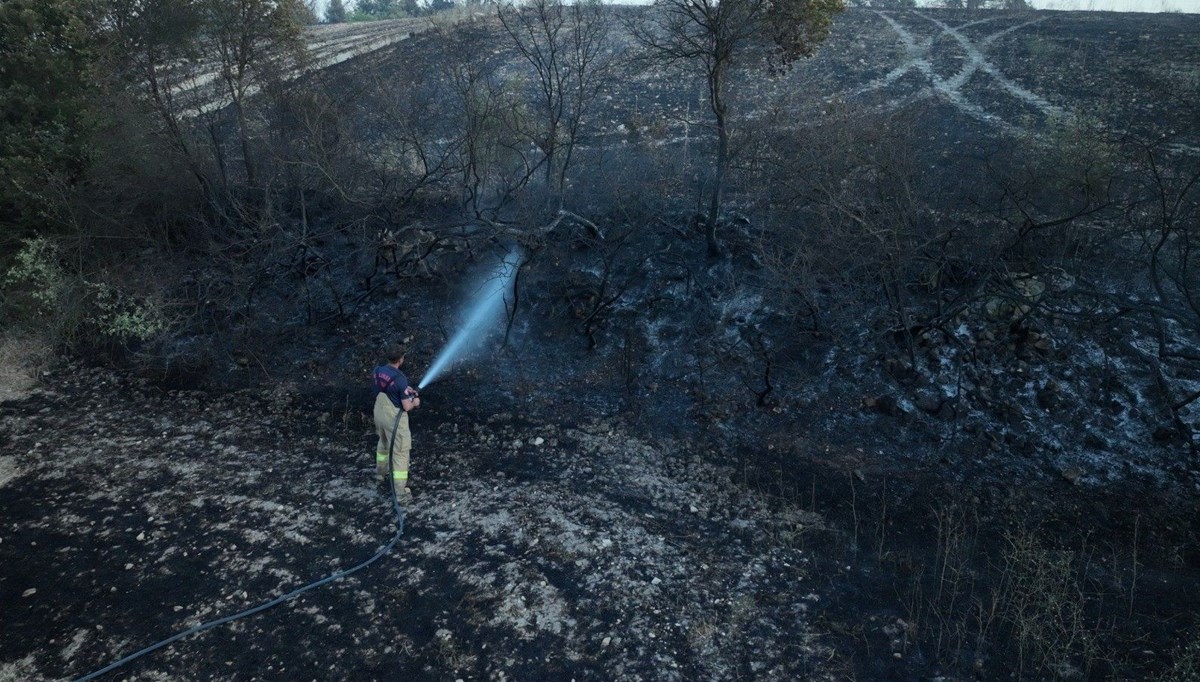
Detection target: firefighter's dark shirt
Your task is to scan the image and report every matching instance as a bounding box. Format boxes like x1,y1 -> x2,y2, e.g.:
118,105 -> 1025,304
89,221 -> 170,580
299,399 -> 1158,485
373,365 -> 409,408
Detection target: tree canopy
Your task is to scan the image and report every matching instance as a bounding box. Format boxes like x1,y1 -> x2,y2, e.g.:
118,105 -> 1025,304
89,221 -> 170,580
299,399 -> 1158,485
0,0 -> 99,240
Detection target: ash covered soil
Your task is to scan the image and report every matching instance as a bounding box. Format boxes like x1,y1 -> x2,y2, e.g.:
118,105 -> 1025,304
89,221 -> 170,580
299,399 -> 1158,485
584,8 -> 1200,150
1,366 -> 837,681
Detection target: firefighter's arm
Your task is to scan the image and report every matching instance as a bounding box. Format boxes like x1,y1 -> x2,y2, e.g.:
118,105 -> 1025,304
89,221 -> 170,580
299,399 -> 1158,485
401,394 -> 420,411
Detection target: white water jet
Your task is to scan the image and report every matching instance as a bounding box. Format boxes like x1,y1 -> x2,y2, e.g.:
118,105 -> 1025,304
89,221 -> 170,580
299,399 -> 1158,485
418,247 -> 522,390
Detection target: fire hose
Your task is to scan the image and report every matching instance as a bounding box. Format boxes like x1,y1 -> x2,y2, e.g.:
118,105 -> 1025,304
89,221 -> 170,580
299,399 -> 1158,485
72,405 -> 410,682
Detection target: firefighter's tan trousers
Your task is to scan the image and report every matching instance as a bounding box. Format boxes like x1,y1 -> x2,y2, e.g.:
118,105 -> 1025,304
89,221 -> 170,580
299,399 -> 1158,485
373,393 -> 410,493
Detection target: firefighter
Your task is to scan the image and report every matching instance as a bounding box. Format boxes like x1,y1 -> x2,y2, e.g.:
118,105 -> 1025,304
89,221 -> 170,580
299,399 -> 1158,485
373,343 -> 420,504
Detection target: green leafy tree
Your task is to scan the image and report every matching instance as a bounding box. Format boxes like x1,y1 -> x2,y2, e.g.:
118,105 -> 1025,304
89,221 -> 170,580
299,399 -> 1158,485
325,0 -> 347,21
0,0 -> 98,243
357,0 -> 398,16
632,0 -> 845,258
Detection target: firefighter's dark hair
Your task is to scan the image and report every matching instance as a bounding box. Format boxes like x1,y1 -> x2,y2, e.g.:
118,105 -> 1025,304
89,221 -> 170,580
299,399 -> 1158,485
385,343 -> 407,363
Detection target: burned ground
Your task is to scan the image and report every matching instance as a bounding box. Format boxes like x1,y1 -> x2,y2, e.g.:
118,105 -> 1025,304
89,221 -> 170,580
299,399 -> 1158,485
3,6 -> 1200,682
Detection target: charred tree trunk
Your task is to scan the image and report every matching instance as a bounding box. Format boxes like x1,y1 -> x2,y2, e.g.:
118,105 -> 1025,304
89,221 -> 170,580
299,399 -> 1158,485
706,62 -> 728,259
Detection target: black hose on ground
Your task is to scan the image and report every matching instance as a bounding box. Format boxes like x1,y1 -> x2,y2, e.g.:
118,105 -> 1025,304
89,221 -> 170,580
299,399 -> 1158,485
72,405 -> 408,682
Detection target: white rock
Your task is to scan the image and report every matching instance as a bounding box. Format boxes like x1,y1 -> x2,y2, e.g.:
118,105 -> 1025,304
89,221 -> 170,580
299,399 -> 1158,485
136,532 -> 146,541
173,606 -> 183,612
22,588 -> 36,597
651,577 -> 662,585
533,437 -> 544,446
602,636 -> 611,647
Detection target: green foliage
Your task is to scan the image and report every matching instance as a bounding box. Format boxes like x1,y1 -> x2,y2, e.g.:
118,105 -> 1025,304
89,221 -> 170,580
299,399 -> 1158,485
354,0 -> 419,19
90,282 -> 167,342
0,235 -> 89,345
99,0 -> 204,88
2,237 -> 168,344
767,0 -> 847,68
325,0 -> 347,22
0,0 -> 98,239
2,237 -> 66,312
357,0 -> 395,14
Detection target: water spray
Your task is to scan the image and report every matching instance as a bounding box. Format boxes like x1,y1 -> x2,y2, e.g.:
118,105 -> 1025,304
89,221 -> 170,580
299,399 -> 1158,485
418,247 -> 522,390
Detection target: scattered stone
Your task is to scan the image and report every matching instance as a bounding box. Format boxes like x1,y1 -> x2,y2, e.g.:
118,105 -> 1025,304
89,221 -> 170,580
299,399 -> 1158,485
124,563 -> 134,570
1053,661 -> 1084,679
1037,384 -> 1060,410
22,588 -> 36,597
872,395 -> 900,416
915,394 -> 942,414
602,636 -> 612,647
936,400 -> 957,421
1152,425 -> 1177,443
532,437 -> 544,446
136,532 -> 146,541
1061,468 -> 1085,485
